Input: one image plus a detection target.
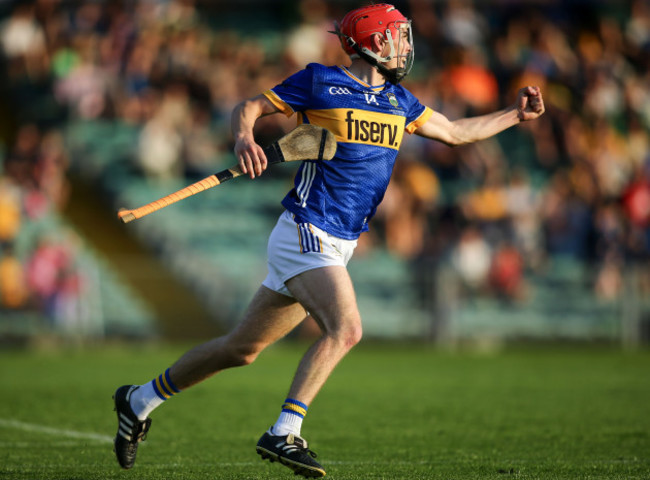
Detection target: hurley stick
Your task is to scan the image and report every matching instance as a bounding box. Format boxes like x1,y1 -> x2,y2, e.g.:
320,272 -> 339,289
118,124 -> 336,224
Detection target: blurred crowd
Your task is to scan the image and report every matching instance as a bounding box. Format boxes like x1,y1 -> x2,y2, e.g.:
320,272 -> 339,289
0,120 -> 86,327
0,0 -> 649,321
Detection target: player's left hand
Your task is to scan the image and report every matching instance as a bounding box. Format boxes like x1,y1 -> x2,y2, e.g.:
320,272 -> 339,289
516,86 -> 545,121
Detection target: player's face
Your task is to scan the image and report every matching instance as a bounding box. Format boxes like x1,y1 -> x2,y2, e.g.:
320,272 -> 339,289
382,25 -> 412,70
396,27 -> 412,66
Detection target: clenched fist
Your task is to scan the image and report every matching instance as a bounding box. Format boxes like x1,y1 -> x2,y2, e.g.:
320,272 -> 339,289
516,86 -> 545,121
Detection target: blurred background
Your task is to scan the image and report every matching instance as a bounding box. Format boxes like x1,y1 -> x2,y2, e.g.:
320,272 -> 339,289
0,0 -> 648,348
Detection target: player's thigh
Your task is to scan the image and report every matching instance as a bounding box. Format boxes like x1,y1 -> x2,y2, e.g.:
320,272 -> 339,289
226,285 -> 308,350
285,265 -> 361,334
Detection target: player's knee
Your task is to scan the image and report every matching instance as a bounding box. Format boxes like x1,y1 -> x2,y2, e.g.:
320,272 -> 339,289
224,342 -> 262,367
237,350 -> 259,367
345,323 -> 363,348
238,344 -> 264,366
331,320 -> 362,350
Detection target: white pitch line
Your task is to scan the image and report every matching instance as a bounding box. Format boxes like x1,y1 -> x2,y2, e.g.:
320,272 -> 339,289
0,418 -> 113,444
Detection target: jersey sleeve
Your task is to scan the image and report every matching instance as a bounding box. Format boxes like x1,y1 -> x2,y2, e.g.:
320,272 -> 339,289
406,106 -> 434,134
402,89 -> 434,134
263,66 -> 315,118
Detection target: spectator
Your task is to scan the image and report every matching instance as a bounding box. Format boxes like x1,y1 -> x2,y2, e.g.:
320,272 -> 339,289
0,3 -> 47,79
504,168 -> 543,268
54,34 -> 111,119
489,240 -> 526,302
451,225 -> 491,295
0,243 -> 28,310
137,83 -> 189,181
4,124 -> 41,188
25,235 -> 71,321
0,176 -> 22,247
440,0 -> 487,49
541,171 -> 592,259
378,157 -> 440,259
442,46 -> 498,111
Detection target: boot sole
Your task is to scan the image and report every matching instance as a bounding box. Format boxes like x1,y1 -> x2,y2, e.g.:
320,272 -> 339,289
256,446 -> 326,478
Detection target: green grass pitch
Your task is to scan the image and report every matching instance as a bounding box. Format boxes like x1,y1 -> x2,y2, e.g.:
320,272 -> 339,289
1,342 -> 648,479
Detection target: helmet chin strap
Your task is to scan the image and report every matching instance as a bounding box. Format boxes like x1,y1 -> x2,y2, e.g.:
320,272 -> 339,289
355,48 -> 408,85
330,22 -> 408,84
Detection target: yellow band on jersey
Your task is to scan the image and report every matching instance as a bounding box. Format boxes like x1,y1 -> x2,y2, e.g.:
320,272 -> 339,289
263,89 -> 433,149
304,108 -> 406,150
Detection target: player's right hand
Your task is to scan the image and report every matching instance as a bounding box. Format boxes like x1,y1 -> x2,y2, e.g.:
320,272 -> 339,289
235,135 -> 268,179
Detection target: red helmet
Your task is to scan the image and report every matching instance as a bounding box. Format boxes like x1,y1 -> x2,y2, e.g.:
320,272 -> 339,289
333,3 -> 414,83
337,3 -> 410,57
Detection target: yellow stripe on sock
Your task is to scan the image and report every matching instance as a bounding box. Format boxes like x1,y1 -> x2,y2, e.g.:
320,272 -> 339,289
282,403 -> 307,417
161,374 -> 175,397
155,377 -> 172,398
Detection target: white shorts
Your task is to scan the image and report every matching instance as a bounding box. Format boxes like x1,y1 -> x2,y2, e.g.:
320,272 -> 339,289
263,210 -> 358,297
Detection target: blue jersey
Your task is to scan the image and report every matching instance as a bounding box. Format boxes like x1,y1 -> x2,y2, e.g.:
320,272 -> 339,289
264,63 -> 433,240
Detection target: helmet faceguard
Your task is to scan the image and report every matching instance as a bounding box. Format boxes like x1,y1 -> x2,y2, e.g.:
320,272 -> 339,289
331,3 -> 414,84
